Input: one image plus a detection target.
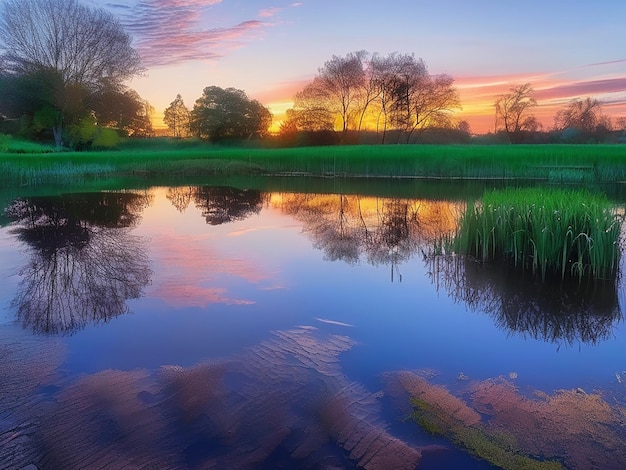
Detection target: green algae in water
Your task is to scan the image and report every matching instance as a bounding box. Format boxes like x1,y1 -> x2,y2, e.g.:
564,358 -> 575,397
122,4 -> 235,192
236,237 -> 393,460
411,398 -> 564,470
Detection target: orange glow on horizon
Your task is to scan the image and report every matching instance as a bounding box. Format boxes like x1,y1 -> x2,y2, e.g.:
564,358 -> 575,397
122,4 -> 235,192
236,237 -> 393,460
146,72 -> 625,137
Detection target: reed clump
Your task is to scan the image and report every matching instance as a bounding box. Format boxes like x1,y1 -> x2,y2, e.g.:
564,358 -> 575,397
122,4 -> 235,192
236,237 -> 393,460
451,188 -> 622,281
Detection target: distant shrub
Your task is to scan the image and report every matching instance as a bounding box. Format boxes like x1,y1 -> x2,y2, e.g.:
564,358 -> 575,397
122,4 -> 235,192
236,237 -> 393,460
0,133 -> 11,152
93,127 -> 121,149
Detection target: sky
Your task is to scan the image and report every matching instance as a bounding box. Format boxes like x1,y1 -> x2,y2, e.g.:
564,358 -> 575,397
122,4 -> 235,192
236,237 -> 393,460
92,0 -> 626,134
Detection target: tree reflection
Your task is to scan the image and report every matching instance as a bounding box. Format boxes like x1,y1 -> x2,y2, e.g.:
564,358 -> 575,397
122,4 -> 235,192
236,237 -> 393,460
5,192 -> 152,334
194,186 -> 263,225
166,186 -> 264,224
273,193 -> 459,273
166,186 -> 194,213
427,255 -> 623,346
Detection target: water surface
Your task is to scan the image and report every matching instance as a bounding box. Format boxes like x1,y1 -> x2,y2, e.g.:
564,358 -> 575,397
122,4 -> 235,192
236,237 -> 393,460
2,182 -> 625,469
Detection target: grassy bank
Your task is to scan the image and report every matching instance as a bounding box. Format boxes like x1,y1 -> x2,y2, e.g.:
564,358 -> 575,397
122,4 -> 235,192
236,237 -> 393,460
449,187 -> 622,281
2,142 -> 626,185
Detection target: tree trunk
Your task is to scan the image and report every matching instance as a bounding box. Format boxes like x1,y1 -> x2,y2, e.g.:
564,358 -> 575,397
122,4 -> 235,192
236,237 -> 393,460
52,124 -> 63,149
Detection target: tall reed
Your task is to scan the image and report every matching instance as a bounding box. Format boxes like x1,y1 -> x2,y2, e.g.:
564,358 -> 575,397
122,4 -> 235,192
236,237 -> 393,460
451,188 -> 622,281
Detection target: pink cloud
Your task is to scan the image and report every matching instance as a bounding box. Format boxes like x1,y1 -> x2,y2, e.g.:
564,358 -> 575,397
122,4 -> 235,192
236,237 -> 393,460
111,0 -> 266,67
452,72 -> 626,132
155,284 -> 255,308
144,227 -> 276,307
259,7 -> 282,18
534,78 -> 626,103
253,78 -> 313,103
583,59 -> 626,68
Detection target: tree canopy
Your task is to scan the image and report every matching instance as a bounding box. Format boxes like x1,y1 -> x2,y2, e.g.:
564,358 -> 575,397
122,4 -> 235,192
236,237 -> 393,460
494,83 -> 540,143
0,0 -> 141,86
190,86 -> 272,142
164,94 -> 191,138
0,0 -> 143,148
554,97 -> 612,142
283,51 -> 460,144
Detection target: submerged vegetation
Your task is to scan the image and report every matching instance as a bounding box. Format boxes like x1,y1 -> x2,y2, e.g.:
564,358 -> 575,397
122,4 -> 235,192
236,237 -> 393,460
449,187 -> 622,281
385,370 -> 626,469
410,397 -> 563,470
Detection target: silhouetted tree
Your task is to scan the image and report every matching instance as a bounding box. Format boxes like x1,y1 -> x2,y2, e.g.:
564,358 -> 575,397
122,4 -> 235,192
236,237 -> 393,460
554,97 -> 612,142
283,90 -> 336,132
91,87 -> 154,138
368,52 -> 410,143
190,87 -> 272,142
317,52 -> 368,139
287,51 -> 460,144
494,83 -> 540,144
0,0 -> 142,147
164,94 -> 191,138
387,59 -> 460,143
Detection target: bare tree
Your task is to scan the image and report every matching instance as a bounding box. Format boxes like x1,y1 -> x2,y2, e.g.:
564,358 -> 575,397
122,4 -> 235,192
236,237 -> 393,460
164,94 -> 191,138
287,51 -> 461,144
0,0 -> 142,147
0,0 -> 141,86
314,52 -> 368,140
390,68 -> 460,143
554,97 -> 612,142
323,52 -> 367,136
494,83 -> 539,144
368,53 -> 412,143
288,81 -> 336,131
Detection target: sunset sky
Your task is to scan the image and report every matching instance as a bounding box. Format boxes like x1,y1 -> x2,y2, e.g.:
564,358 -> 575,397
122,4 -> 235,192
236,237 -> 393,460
94,0 -> 626,134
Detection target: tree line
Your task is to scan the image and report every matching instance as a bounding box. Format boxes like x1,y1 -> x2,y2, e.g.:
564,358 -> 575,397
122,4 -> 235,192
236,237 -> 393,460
0,0 -> 624,149
494,83 -> 626,144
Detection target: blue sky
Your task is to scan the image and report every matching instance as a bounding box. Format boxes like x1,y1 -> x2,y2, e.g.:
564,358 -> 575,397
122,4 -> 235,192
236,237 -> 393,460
94,0 -> 626,132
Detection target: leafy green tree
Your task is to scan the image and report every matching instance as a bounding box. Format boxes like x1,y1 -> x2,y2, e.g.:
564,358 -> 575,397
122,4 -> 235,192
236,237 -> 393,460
164,94 -> 191,138
0,0 -> 142,147
92,87 -> 154,138
190,86 -> 272,142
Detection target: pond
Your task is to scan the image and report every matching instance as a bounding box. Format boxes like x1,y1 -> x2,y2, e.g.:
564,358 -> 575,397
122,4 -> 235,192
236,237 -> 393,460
1,179 -> 626,469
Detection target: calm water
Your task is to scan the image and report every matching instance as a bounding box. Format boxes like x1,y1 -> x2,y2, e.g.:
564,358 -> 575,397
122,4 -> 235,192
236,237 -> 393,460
2,183 -> 626,469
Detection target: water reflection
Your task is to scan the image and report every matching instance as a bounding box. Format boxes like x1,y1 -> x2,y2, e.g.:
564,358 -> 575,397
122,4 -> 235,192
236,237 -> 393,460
1,326 -> 443,469
428,255 -> 623,346
271,193 -> 460,269
5,192 -> 152,334
165,186 -> 461,272
167,186 -> 264,224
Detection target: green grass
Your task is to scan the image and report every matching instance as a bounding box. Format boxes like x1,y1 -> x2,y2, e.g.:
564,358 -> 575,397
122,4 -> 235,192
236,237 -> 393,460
449,187 -> 622,281
0,135 -> 55,154
2,141 -> 626,185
